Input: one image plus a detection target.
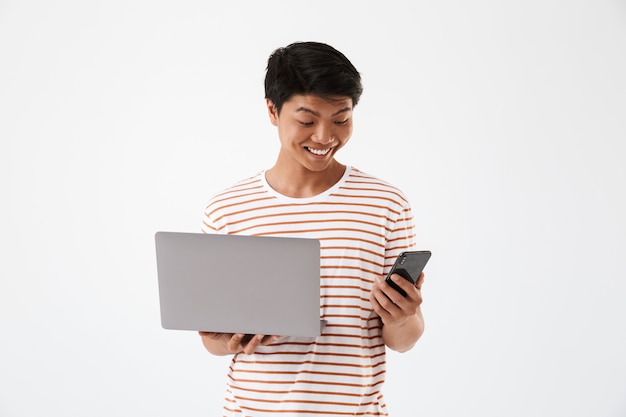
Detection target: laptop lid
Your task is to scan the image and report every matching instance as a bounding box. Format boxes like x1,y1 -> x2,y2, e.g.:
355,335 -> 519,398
155,231 -> 322,338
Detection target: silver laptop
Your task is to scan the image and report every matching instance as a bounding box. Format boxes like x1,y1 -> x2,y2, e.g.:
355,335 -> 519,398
155,231 -> 323,338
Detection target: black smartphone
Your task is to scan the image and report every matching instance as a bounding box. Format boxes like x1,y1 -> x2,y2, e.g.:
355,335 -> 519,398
384,250 -> 431,297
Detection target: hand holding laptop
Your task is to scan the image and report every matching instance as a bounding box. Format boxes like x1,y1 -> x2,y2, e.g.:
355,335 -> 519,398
198,332 -> 281,355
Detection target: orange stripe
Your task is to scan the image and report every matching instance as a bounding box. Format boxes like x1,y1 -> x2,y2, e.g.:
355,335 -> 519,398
208,187 -> 265,206
229,375 -> 385,389
321,264 -> 380,276
218,209 -> 396,228
209,201 -> 403,222
331,193 -> 406,207
211,185 -> 265,202
336,186 -> 409,203
226,385 -> 375,398
322,246 -> 386,261
321,276 -> 374,284
321,294 -> 368,300
232,221 -> 391,237
242,350 -> 384,361
233,394 -> 380,408
320,286 -> 364,290
230,367 -> 386,380
321,305 -> 372,312
320,255 -> 384,270
318,236 -> 385,249
234,405 -> 387,416
238,231 -> 386,249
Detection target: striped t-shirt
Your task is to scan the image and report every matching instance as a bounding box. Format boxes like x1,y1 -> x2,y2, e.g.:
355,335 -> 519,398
201,166 -> 416,416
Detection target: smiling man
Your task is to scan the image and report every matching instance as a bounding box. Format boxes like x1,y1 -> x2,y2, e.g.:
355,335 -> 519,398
199,41 -> 425,416
265,94 -> 353,198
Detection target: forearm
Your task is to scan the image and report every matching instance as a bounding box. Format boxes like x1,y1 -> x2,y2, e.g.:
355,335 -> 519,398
382,309 -> 425,353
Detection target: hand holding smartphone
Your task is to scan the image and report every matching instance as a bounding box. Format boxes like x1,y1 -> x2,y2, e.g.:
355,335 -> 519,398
384,251 -> 431,297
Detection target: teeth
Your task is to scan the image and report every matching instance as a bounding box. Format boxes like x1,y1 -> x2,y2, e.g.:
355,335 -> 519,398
307,147 -> 331,156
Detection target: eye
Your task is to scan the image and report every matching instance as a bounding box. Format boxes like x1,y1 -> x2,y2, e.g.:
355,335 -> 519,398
334,119 -> 349,126
298,121 -> 314,127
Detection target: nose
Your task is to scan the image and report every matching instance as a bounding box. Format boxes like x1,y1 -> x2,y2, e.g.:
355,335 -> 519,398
311,124 -> 335,145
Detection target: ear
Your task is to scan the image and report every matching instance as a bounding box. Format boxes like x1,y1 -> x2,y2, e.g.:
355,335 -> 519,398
266,99 -> 279,126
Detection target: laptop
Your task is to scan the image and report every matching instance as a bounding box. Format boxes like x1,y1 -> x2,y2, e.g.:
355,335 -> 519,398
154,231 -> 323,338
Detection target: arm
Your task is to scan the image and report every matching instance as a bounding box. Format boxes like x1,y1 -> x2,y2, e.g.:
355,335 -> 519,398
370,272 -> 425,352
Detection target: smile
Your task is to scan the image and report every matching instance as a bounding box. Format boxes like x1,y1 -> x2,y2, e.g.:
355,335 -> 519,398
305,147 -> 332,156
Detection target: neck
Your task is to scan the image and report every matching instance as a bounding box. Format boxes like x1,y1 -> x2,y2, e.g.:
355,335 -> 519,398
265,160 -> 346,198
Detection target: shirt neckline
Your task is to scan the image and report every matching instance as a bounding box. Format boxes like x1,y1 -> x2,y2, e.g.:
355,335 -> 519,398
260,166 -> 352,204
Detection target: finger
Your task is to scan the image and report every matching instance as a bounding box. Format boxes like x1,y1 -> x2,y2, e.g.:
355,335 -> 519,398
387,274 -> 413,303
370,293 -> 388,321
371,290 -> 403,325
415,272 -> 425,290
373,278 -> 402,314
370,290 -> 382,314
227,333 -> 246,353
261,335 -> 281,345
242,334 -> 264,355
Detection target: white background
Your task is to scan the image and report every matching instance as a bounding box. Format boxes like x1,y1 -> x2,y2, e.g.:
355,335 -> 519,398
1,1 -> 625,416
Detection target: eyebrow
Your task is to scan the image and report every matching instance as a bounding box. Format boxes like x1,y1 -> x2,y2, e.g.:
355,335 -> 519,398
295,106 -> 352,117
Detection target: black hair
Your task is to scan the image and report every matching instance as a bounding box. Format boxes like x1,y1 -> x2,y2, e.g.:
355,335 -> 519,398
264,41 -> 363,114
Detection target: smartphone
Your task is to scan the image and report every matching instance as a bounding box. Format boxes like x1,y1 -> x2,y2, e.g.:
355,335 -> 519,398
384,250 -> 431,297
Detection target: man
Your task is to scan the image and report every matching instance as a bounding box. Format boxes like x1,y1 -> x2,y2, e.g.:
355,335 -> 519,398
199,41 -> 425,416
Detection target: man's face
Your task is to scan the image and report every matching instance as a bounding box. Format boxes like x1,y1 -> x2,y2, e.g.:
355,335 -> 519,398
267,94 -> 353,174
